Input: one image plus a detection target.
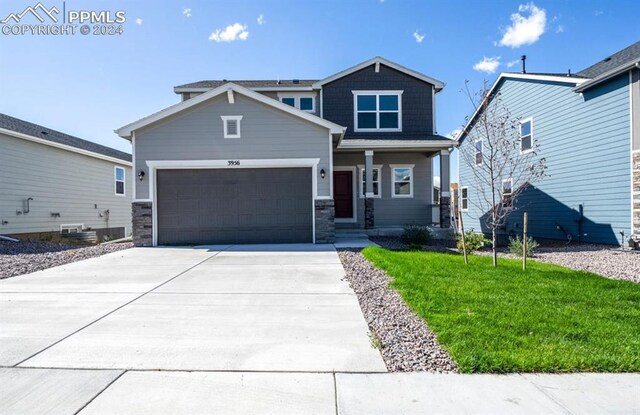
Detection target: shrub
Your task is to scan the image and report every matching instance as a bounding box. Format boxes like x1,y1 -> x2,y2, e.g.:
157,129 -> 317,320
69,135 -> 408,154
508,235 -> 539,257
401,225 -> 433,245
457,231 -> 490,252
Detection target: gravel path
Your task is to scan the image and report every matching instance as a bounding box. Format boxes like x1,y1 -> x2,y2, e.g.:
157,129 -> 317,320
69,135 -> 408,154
338,249 -> 457,372
0,240 -> 133,279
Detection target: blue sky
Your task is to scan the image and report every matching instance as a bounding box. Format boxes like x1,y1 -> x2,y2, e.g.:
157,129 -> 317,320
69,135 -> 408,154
1,0 -> 638,181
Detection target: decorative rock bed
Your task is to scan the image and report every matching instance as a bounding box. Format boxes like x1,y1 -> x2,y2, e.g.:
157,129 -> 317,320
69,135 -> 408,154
0,240 -> 133,279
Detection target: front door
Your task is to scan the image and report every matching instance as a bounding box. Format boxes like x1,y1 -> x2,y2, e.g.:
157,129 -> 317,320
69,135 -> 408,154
333,171 -> 353,219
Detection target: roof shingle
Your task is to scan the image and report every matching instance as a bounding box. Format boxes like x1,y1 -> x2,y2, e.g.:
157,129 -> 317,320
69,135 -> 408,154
175,79 -> 318,90
577,41 -> 640,78
0,113 -> 131,162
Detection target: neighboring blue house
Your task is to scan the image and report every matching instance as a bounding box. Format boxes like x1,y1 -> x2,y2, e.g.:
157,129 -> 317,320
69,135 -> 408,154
457,41 -> 640,246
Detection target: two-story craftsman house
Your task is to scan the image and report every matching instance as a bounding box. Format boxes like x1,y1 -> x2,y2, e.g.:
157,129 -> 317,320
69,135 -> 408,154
117,57 -> 455,246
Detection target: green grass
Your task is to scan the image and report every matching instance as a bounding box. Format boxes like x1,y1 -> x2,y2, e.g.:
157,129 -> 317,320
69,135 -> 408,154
362,247 -> 640,373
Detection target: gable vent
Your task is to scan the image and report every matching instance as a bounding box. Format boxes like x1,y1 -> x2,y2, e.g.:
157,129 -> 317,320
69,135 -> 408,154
226,119 -> 238,136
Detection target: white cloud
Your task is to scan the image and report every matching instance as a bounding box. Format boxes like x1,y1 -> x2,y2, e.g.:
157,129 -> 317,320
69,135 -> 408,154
413,30 -> 425,43
498,3 -> 547,48
209,23 -> 249,42
135,18 -> 142,25
473,56 -> 501,74
183,8 -> 192,17
555,24 -> 564,33
257,14 -> 265,25
506,59 -> 520,68
594,10 -> 604,16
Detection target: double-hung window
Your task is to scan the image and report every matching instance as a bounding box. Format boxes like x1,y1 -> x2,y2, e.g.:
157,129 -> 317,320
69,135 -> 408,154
391,165 -> 413,198
502,178 -> 513,207
358,165 -> 381,198
353,91 -> 402,131
460,187 -> 469,211
114,166 -> 125,196
520,117 -> 533,153
475,139 -> 483,165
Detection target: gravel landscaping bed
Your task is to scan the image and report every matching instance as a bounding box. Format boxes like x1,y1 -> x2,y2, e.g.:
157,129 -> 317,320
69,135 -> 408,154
371,236 -> 640,284
0,240 -> 133,279
338,248 -> 457,372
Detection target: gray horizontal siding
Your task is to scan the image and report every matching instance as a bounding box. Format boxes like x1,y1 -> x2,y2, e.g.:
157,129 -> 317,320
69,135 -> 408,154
0,133 -> 132,236
459,75 -> 631,245
333,152 -> 433,227
135,94 -> 331,199
322,64 -> 434,138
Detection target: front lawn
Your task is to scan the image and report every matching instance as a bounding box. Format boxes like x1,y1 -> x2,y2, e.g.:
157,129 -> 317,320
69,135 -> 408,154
362,247 -> 640,373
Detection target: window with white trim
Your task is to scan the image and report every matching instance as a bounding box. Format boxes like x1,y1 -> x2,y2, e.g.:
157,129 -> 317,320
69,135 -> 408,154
279,95 -> 315,112
391,165 -> 413,198
221,115 -> 242,138
114,166 -> 125,196
474,139 -> 483,165
353,91 -> 402,131
502,178 -> 513,207
433,187 -> 441,205
461,187 -> 468,210
520,118 -> 533,152
358,165 -> 381,198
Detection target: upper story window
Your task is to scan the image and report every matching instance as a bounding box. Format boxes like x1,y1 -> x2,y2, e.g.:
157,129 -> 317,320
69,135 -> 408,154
278,94 -> 315,112
391,164 -> 413,198
520,117 -> 533,153
114,166 -> 125,196
221,115 -> 242,138
358,165 -> 382,198
460,187 -> 468,211
353,91 -> 403,132
474,138 -> 483,165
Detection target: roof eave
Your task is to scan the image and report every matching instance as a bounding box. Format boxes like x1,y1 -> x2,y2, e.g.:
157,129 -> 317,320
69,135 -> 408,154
574,61 -> 640,92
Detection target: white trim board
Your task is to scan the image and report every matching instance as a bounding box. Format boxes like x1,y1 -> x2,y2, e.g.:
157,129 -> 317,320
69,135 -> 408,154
0,127 -> 132,166
146,158 -> 321,246
313,56 -> 445,90
117,82 -> 346,138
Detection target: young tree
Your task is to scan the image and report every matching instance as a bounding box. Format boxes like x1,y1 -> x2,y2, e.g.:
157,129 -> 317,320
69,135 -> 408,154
459,81 -> 546,267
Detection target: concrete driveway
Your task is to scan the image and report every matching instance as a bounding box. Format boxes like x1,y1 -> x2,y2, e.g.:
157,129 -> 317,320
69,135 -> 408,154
3,245 -> 637,414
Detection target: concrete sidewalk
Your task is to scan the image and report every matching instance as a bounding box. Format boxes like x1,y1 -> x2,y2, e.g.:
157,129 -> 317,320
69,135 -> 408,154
1,369 -> 638,414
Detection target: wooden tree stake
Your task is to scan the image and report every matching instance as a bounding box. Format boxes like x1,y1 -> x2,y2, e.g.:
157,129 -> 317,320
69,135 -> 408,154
459,208 -> 468,265
523,212 -> 528,271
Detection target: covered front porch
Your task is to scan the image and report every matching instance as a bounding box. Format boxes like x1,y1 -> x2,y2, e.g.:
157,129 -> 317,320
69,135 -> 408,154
331,140 -> 453,231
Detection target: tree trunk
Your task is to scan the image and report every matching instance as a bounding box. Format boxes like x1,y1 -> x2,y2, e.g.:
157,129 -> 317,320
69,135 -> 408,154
492,227 -> 498,267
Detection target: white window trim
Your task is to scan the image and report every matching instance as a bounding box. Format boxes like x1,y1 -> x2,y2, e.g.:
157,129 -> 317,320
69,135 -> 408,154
352,90 -> 403,132
356,164 -> 382,198
60,224 -> 84,233
277,92 -> 316,112
519,116 -> 534,154
390,164 -> 414,198
221,115 -> 243,139
114,166 -> 126,196
474,138 -> 483,166
433,186 -> 441,205
460,186 -> 469,211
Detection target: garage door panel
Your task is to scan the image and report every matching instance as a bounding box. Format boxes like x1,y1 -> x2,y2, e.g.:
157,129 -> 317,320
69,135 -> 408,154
157,168 -> 312,245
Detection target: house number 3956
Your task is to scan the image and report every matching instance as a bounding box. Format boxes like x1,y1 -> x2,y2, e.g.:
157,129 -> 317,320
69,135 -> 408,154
227,160 -> 240,166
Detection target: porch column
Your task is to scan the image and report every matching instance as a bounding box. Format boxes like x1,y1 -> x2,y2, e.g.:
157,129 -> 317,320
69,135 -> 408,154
439,149 -> 451,228
364,150 -> 375,229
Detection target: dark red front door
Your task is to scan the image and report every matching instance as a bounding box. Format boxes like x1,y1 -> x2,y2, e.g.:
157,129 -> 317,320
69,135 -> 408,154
333,171 -> 353,219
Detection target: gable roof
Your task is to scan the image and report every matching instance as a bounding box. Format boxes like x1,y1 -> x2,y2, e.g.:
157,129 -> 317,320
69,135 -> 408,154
116,82 -> 346,139
311,56 -> 446,91
577,41 -> 640,78
174,79 -> 318,93
455,73 -> 588,144
0,113 -> 131,164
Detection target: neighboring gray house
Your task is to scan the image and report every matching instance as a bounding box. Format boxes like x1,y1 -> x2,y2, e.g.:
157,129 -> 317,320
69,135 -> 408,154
117,57 -> 455,246
0,114 -> 132,241
457,41 -> 640,246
